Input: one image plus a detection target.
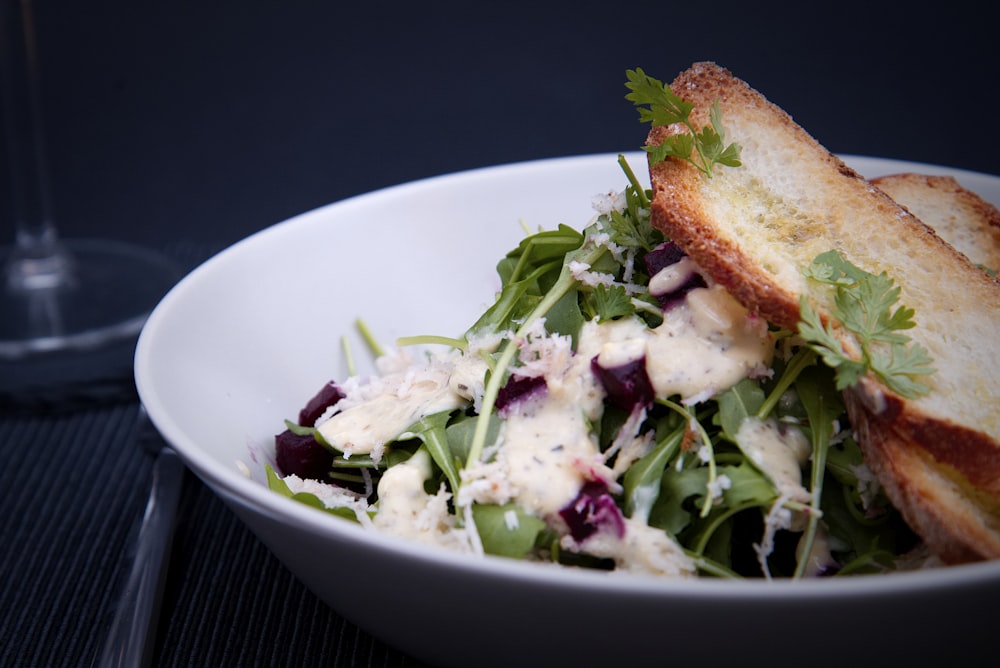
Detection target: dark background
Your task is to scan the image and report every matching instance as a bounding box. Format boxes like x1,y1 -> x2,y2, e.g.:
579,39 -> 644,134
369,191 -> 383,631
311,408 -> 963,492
11,0 -> 1000,252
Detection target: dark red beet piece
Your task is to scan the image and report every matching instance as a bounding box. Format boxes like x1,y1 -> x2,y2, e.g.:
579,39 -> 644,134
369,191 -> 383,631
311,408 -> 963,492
298,381 -> 345,427
275,429 -> 335,480
643,241 -> 706,308
559,480 -> 626,542
591,355 -> 654,411
643,240 -> 687,276
654,272 -> 706,309
496,374 -> 547,415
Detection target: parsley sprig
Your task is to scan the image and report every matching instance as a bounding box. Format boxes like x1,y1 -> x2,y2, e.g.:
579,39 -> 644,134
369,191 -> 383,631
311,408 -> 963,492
624,67 -> 742,177
797,250 -> 934,398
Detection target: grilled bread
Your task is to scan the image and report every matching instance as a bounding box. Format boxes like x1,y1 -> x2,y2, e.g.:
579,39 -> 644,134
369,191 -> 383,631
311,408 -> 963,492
645,61 -> 1000,564
872,172 -> 1000,273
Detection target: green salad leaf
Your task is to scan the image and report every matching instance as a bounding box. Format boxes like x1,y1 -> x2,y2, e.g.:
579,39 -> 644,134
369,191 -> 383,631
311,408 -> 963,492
472,503 -> 547,558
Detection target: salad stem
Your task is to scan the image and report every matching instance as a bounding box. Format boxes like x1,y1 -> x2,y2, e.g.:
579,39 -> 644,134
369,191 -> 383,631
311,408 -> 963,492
757,347 -> 817,420
340,335 -> 357,377
656,398 -> 718,518
466,245 -> 607,468
616,154 -> 650,209
396,334 -> 468,351
355,319 -> 385,358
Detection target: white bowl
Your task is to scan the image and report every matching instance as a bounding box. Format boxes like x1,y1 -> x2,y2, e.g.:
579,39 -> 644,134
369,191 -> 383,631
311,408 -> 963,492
135,152 -> 1000,667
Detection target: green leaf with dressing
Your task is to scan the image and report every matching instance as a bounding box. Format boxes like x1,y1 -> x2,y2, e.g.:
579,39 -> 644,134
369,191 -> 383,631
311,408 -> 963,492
714,378 -> 765,442
265,464 -> 362,522
472,503 -> 547,558
442,412 -> 498,467
401,411 -> 462,496
623,423 -> 686,522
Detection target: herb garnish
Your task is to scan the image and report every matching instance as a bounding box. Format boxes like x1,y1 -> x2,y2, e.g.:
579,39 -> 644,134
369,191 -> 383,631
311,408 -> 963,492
798,250 -> 935,398
624,67 -> 742,177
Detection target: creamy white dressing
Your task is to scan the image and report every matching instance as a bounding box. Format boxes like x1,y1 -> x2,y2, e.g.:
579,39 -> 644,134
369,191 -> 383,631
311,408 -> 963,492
581,281 -> 772,405
567,517 -> 696,577
795,524 -> 836,576
317,364 -> 466,456
371,449 -> 475,552
646,284 -> 773,402
494,333 -> 611,516
647,256 -> 699,296
735,416 -> 811,503
448,352 -> 491,406
498,400 -> 609,516
370,448 -> 433,535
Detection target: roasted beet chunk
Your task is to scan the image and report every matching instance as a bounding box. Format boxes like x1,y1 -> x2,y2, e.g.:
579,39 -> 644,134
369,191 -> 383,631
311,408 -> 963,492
496,374 -> 547,416
591,355 -> 654,411
298,381 -> 345,427
559,481 -> 626,543
643,240 -> 687,276
275,429 -> 334,480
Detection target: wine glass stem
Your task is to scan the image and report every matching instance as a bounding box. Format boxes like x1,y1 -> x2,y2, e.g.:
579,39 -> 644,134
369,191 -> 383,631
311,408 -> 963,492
1,0 -> 70,291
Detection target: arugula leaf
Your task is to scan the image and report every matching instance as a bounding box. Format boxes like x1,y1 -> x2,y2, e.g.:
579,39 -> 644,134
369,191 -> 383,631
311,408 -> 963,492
791,364 -> 842,578
444,411 -> 500,467
798,251 -> 934,398
715,378 -> 765,442
820,473 -> 917,575
625,68 -> 742,177
716,463 -> 779,508
466,268 -> 545,336
500,224 -> 583,286
400,412 -> 462,496
472,503 -> 547,558
282,419 -> 315,437
265,464 -> 362,522
653,462 -> 776,545
623,422 -> 686,523
543,287 -> 586,344
649,463 -> 707,535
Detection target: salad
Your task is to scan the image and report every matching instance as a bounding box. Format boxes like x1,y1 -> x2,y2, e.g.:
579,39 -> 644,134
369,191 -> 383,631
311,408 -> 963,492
264,153 -> 929,580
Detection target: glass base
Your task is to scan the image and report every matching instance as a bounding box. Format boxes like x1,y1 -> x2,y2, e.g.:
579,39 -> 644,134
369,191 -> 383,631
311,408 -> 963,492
0,238 -> 182,359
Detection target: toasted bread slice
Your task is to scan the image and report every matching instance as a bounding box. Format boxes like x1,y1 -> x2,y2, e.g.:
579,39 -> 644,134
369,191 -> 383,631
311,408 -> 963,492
872,172 -> 1000,273
646,61 -> 1000,564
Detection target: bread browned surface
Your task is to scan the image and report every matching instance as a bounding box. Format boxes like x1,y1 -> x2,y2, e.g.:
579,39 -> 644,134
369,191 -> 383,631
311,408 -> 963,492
646,61 -> 1000,564
872,172 -> 1000,273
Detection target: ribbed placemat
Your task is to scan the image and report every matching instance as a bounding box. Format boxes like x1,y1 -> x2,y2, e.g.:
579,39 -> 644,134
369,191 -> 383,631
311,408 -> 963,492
0,401 -> 428,667
0,403 -> 147,667
156,470 -> 426,668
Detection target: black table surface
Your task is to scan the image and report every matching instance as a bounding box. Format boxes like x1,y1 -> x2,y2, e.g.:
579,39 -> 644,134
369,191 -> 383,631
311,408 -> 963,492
2,1 -> 998,666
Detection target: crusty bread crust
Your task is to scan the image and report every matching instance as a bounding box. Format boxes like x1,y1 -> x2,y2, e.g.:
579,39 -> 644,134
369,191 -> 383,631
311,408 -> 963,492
846,379 -> 1000,564
646,61 -> 1000,563
872,172 -> 1000,272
